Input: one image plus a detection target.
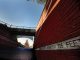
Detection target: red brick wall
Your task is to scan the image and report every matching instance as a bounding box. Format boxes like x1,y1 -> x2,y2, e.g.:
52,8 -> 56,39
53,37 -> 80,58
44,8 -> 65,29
35,0 -> 80,48
34,0 -> 80,60
35,50 -> 80,60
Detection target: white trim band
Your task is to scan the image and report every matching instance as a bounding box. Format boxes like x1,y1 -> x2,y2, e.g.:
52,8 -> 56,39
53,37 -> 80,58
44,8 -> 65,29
36,36 -> 80,50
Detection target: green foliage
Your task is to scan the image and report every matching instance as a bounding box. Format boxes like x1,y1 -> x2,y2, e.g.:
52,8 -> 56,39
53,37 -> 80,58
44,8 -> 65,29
26,0 -> 46,5
36,0 -> 46,4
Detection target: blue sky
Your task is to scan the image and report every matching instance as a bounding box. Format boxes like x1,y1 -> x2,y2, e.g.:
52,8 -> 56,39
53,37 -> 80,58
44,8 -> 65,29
0,0 -> 44,27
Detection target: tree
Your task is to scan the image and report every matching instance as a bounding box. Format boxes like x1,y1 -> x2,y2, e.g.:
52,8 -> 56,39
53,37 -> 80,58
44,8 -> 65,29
26,0 -> 46,5
36,0 -> 46,4
18,42 -> 24,47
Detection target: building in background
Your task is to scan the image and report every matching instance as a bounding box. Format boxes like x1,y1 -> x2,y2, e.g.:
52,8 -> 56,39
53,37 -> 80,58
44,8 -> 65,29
24,40 -> 29,48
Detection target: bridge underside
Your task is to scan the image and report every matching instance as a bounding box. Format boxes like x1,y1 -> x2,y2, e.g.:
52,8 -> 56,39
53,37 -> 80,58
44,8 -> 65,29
0,23 -> 35,48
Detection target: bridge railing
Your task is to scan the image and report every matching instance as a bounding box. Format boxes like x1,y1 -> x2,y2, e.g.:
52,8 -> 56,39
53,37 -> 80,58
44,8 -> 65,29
0,20 -> 36,29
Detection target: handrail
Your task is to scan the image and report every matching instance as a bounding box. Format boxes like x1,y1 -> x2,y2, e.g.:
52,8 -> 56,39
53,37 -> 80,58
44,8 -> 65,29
0,20 -> 36,29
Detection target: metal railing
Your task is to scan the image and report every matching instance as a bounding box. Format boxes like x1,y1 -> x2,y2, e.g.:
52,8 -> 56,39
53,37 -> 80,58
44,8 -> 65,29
0,20 -> 36,29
